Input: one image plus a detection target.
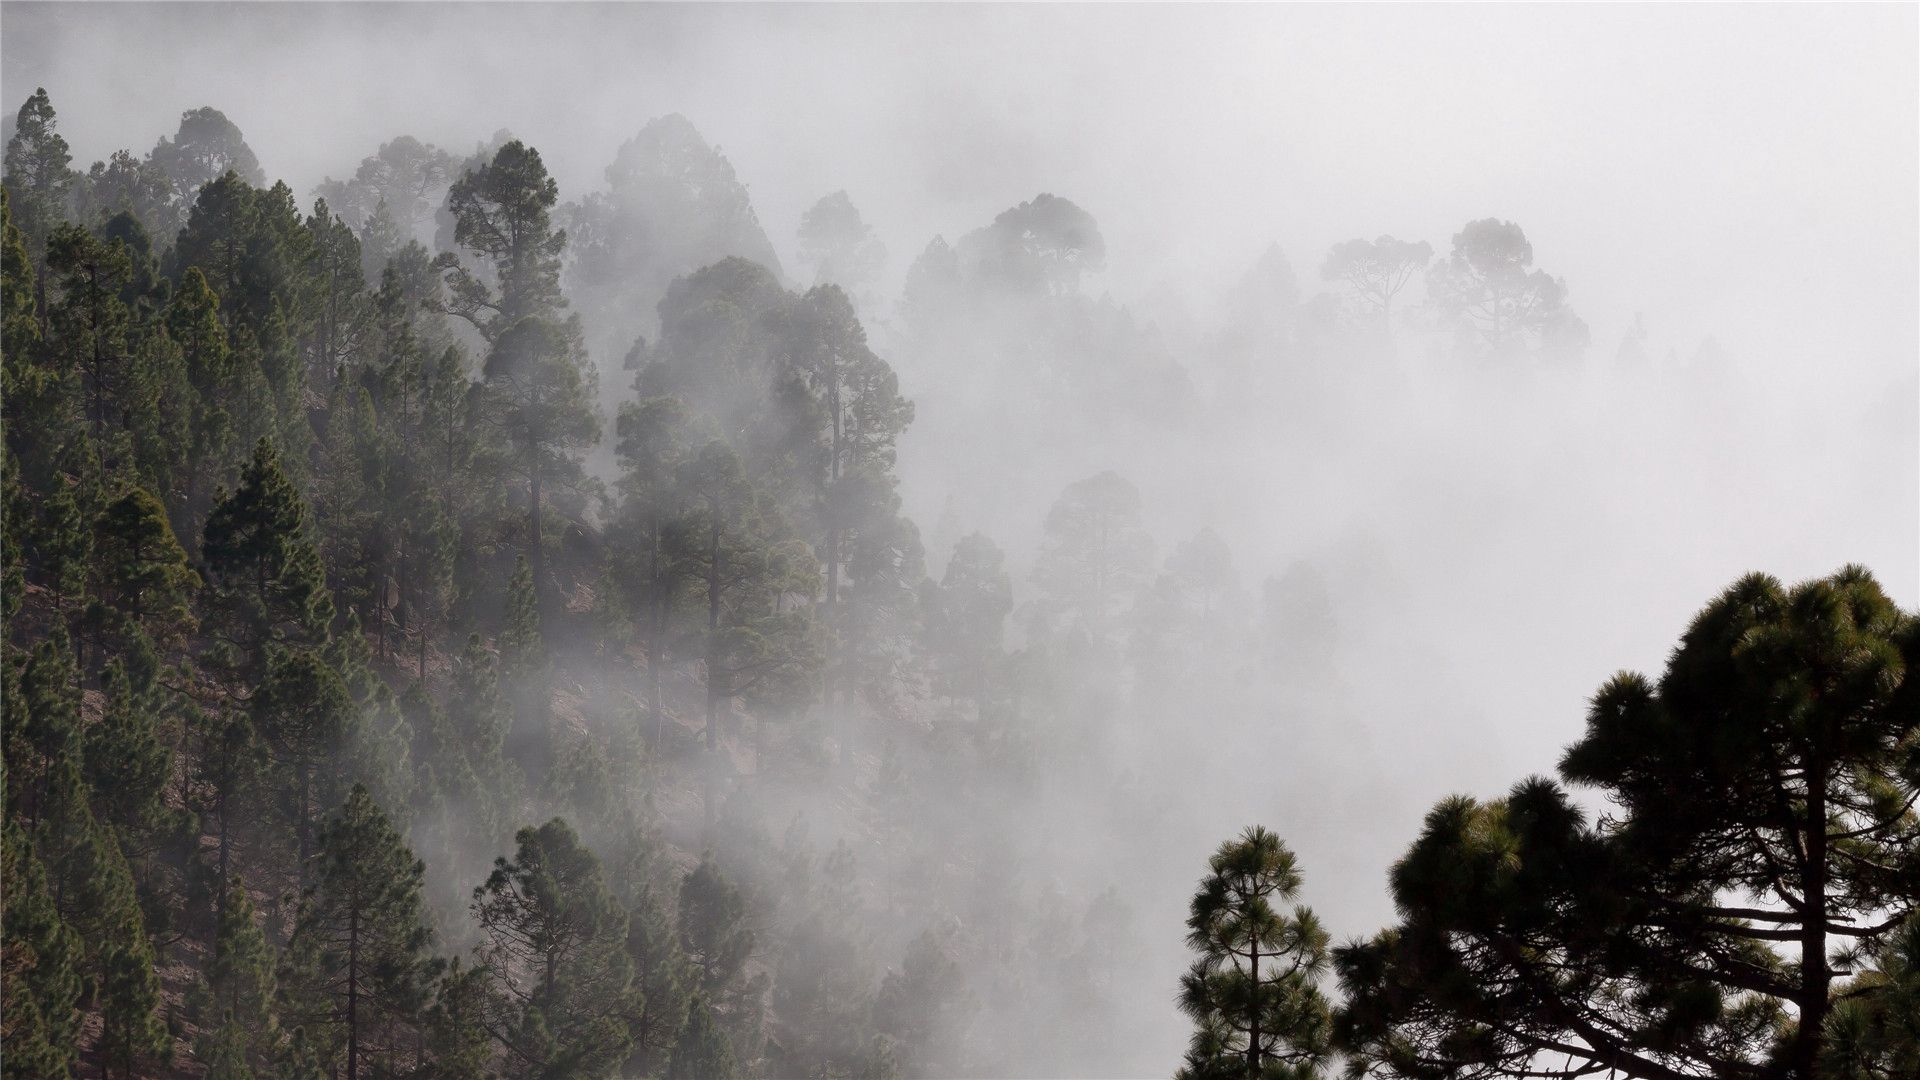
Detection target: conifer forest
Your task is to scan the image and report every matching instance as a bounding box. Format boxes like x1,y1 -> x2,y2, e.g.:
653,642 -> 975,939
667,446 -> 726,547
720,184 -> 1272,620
0,5 -> 1914,1079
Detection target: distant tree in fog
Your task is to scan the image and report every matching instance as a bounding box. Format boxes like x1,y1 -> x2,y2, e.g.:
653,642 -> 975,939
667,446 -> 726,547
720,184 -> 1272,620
314,135 -> 455,236
1262,562 -> 1336,677
956,192 -> 1106,296
3,88 -> 77,273
564,113 -> 784,367
925,532 -> 1013,714
1319,235 -> 1431,330
797,190 -> 887,294
1177,826 -> 1333,1080
1032,470 -> 1154,642
148,106 -> 264,237
1425,218 -> 1588,359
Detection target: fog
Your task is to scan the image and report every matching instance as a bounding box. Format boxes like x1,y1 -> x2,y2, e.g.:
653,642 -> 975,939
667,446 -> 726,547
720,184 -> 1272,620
5,2 -> 1914,1076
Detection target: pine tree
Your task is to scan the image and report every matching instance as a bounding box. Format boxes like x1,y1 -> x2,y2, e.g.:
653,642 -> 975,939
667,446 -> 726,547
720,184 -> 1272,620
676,855 -> 754,1002
0,817 -> 84,1078
435,140 -> 566,338
421,959 -> 495,1079
674,439 -> 820,823
166,266 -> 238,538
438,140 -> 597,610
624,885 -> 694,1078
472,817 -> 638,1078
89,485 -> 200,655
1333,568 -> 1919,1080
1177,827 -> 1332,1080
611,394 -> 694,746
6,624 -> 82,825
2,188 -> 79,490
194,876 -> 281,1073
83,634 -> 181,858
925,532 -> 1012,715
254,646 -> 359,877
665,995 -> 736,1080
191,705 -> 264,937
285,786 -> 434,1079
499,552 -> 553,778
97,925 -> 171,1079
34,476 -> 91,630
201,438 -> 334,682
2,88 -> 77,282
44,222 -> 135,452
874,925 -> 970,1077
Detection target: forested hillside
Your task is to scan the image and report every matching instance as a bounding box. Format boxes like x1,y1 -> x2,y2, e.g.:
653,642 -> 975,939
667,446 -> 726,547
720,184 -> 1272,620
1,61 -> 1914,1080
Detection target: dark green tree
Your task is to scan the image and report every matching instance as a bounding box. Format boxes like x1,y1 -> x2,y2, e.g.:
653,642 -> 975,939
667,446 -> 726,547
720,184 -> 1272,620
1177,827 -> 1332,1080
97,919 -> 171,1078
201,438 -> 334,682
499,552 -> 553,778
665,995 -> 736,1080
1821,914 -> 1920,1079
422,959 -> 495,1079
89,485 -> 200,655
284,786 -> 434,1079
676,855 -> 754,1000
1334,566 -> 1919,1079
472,817 -> 638,1078
0,817 -> 84,1078
436,139 -> 566,338
439,141 -> 597,607
254,647 -> 360,875
194,876 -> 282,1074
624,883 -> 695,1078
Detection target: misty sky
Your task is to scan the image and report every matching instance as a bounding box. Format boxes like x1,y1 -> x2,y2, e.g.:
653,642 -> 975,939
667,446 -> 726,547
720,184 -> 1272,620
6,3 -> 1915,378
6,4 -> 1916,1067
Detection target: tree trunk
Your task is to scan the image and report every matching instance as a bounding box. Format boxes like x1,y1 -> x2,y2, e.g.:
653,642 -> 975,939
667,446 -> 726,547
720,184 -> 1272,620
1795,754 -> 1830,1078
1247,936 -> 1261,1080
347,907 -> 361,1079
528,465 -> 545,616
703,513 -> 723,837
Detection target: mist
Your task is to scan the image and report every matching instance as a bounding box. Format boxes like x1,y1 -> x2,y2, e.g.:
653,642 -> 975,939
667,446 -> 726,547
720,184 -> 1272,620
2,3 -> 1914,1078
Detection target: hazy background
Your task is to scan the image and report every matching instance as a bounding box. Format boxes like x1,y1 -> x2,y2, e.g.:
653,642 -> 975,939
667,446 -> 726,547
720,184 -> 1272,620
6,3 -> 1914,1072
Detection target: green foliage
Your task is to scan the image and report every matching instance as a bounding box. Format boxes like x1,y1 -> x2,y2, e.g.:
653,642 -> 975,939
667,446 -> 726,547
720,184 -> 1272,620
677,854 -> 754,1001
1821,914 -> 1920,1079
97,924 -> 171,1078
195,877 -> 281,1072
2,88 -> 77,260
1334,567 -> 1919,1079
1,818 -> 84,1078
666,994 -> 737,1080
422,958 -> 496,1079
89,484 -> 200,652
202,438 -> 333,679
625,883 -> 695,1078
284,785 -> 435,1077
1176,827 -> 1331,1080
84,635 -> 181,848
474,817 -> 638,1077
